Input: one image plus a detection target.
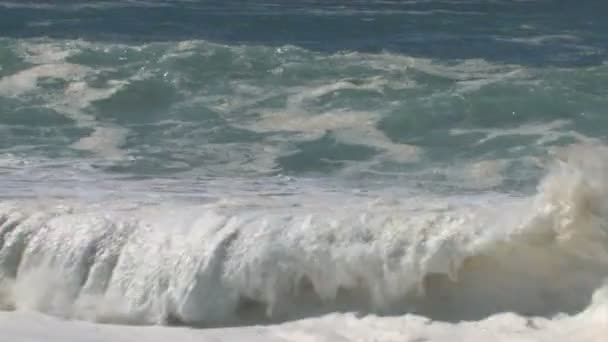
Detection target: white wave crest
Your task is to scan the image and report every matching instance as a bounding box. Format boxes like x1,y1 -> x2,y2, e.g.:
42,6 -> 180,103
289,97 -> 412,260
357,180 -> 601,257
0,144 -> 607,328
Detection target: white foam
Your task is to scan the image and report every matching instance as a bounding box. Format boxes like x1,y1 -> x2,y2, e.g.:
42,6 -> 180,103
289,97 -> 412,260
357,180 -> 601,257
253,108 -> 421,163
16,41 -> 84,64
423,159 -> 509,190
285,78 -> 388,108
350,53 -> 531,96
495,34 -> 582,46
0,284 -> 606,342
1,40 -> 132,160
276,285 -> 608,341
224,53 -> 534,168
151,42 -> 546,172
245,76 -> 422,162
60,80 -> 130,159
351,53 -> 524,82
71,126 -> 130,160
450,119 -> 600,147
0,143 -> 607,329
0,64 -> 90,97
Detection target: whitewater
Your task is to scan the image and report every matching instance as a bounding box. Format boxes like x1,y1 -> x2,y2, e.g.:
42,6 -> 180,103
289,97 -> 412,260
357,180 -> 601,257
2,1 -> 608,341
0,144 -> 607,341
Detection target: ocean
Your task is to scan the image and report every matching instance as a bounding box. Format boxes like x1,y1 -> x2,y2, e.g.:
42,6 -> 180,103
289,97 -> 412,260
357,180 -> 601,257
0,1 -> 607,341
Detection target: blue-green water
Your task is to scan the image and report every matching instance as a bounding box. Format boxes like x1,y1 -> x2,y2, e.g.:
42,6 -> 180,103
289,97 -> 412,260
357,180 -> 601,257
1,1 -> 607,194
1,1 -> 608,332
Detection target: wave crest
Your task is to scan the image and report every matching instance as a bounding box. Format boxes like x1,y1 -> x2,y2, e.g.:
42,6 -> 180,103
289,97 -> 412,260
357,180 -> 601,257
1,144 -> 608,327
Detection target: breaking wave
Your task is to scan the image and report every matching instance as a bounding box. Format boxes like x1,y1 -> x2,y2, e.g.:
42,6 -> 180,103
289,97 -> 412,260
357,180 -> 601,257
0,144 -> 607,327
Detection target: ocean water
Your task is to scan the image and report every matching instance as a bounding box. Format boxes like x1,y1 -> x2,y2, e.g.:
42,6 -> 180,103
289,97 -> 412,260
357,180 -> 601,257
1,1 -> 607,341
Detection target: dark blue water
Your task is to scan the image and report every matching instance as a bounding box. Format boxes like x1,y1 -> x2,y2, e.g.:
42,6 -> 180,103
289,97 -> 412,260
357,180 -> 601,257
2,1 -> 607,66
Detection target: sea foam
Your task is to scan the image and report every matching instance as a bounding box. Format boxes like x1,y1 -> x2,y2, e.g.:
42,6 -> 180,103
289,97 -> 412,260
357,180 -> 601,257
0,144 -> 607,328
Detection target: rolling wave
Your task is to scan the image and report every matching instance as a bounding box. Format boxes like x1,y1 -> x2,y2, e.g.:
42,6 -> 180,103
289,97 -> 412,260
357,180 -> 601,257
0,144 -> 607,327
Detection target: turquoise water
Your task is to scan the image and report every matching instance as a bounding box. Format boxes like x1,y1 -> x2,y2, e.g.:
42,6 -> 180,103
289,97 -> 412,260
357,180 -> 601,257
1,1 -> 607,193
1,37 -> 607,192
1,1 -> 608,330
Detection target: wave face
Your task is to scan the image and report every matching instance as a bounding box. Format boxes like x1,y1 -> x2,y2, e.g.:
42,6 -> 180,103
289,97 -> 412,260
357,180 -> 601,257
0,145 -> 607,327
